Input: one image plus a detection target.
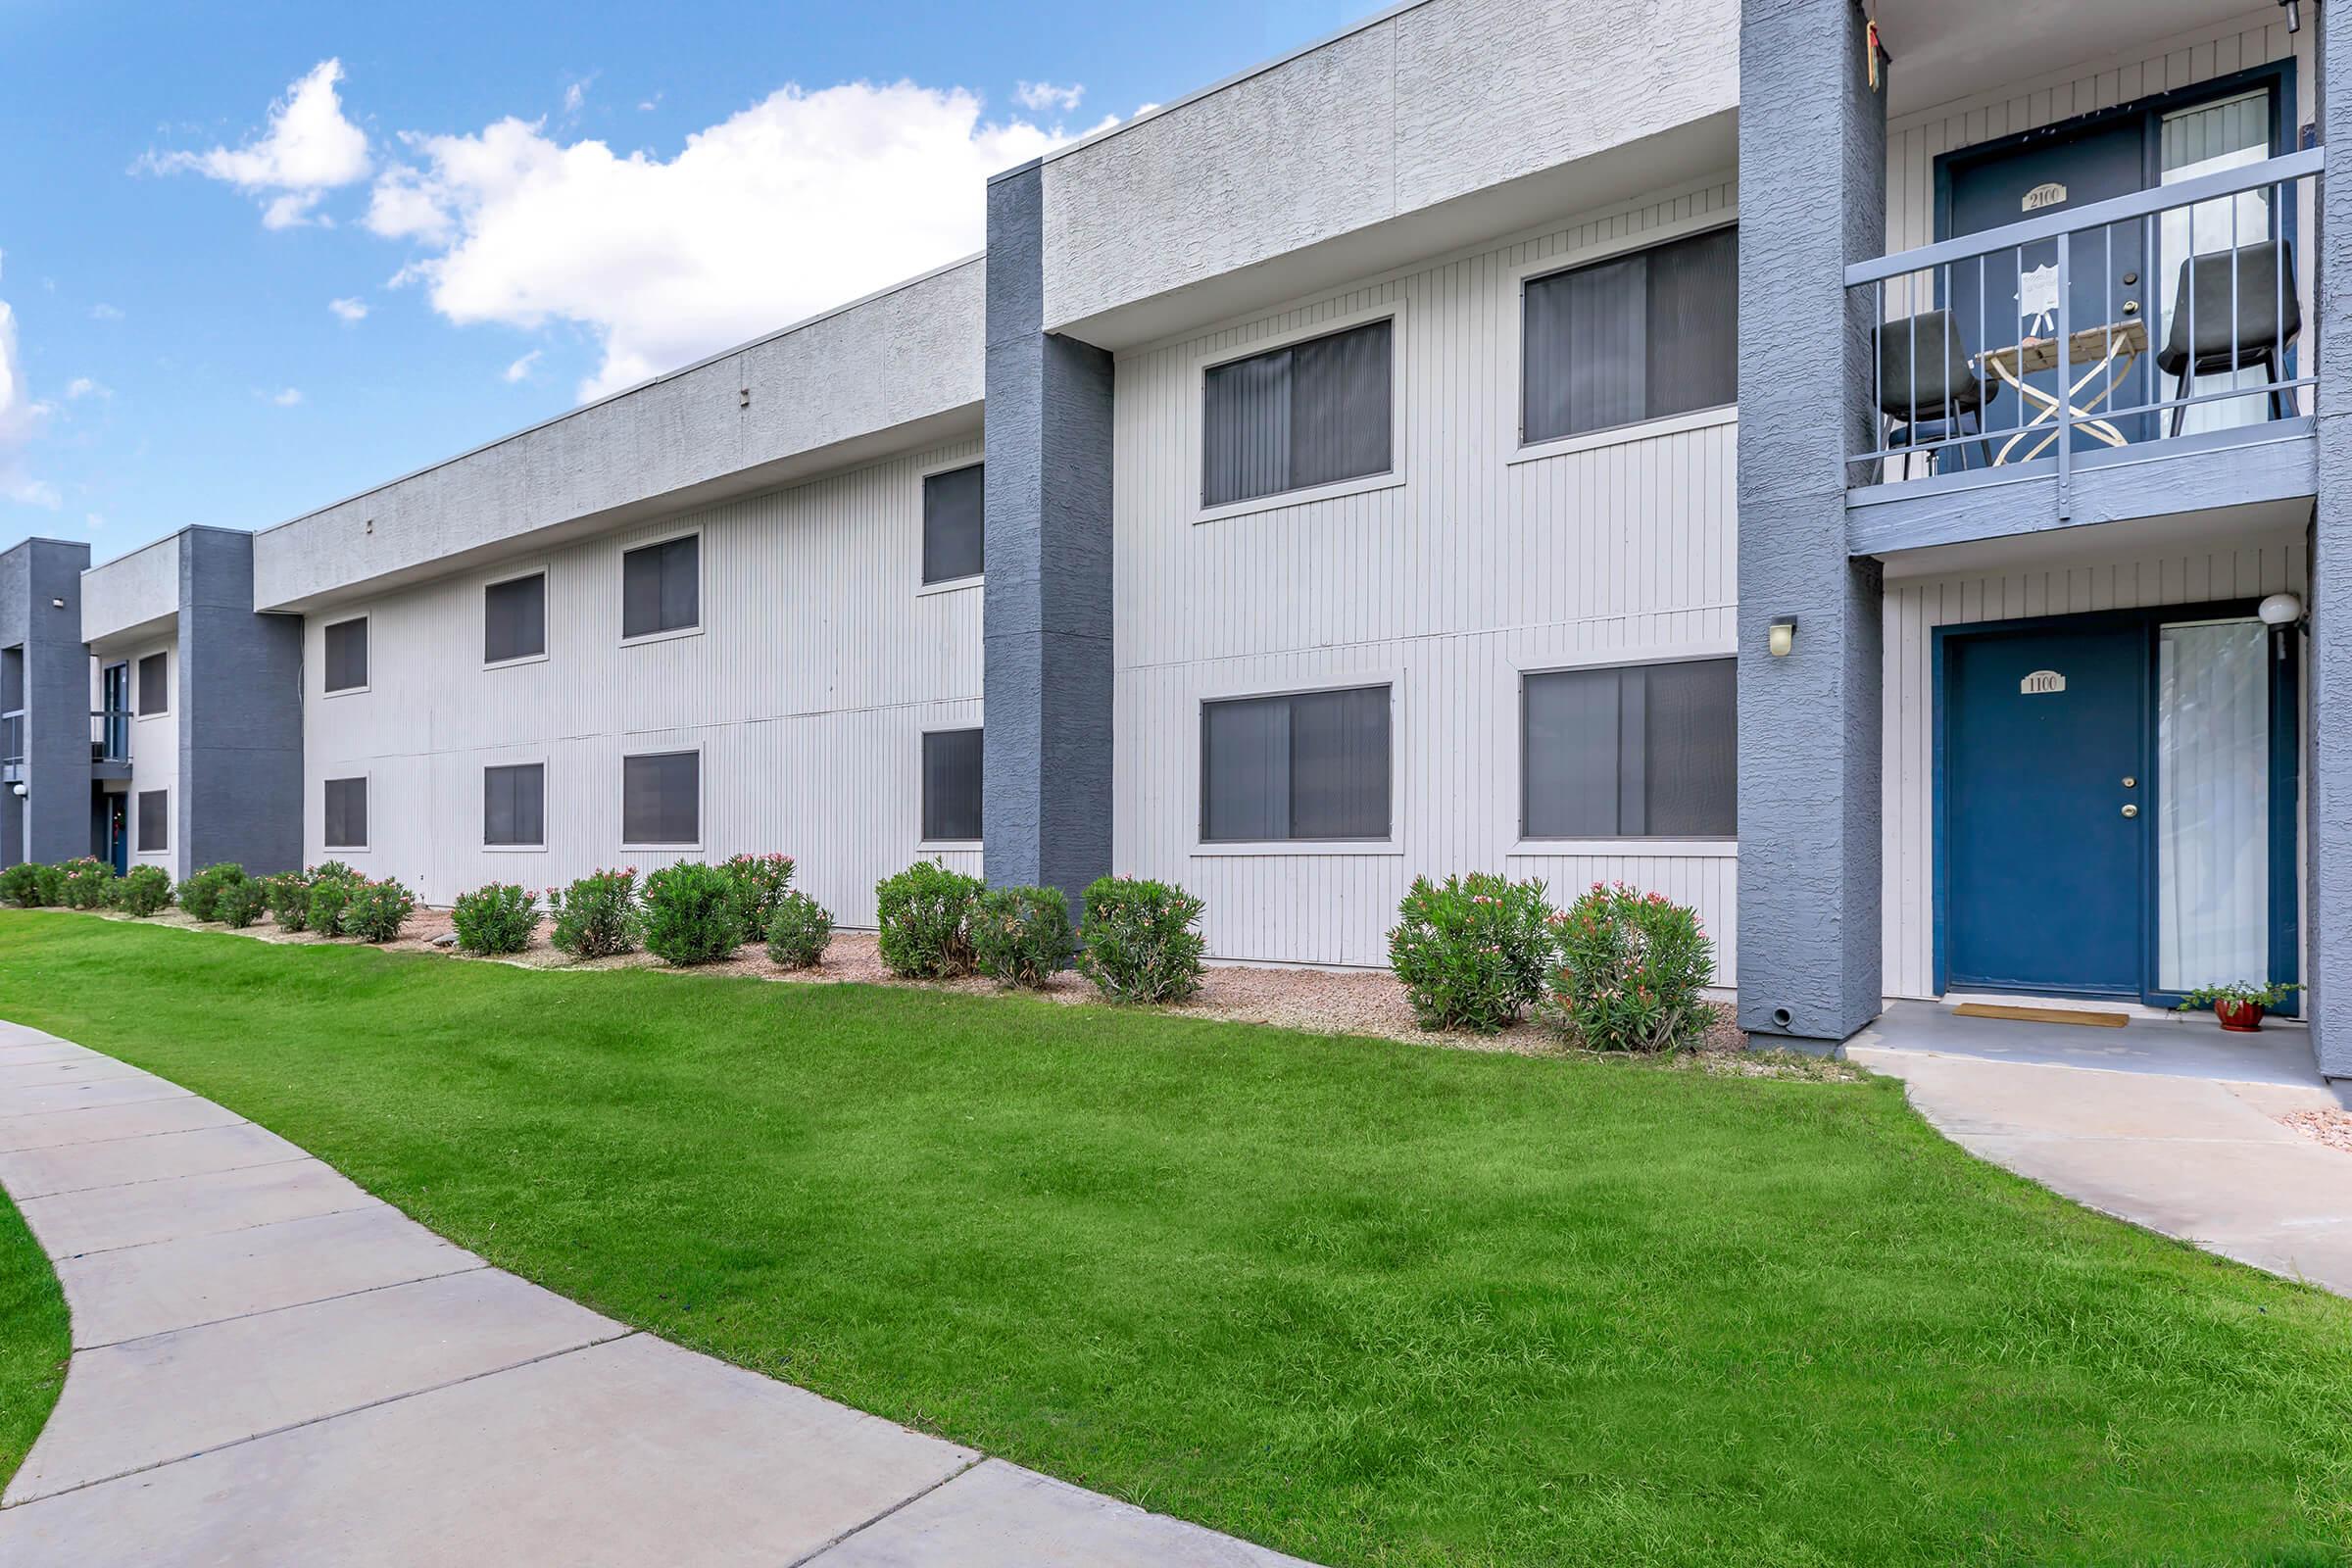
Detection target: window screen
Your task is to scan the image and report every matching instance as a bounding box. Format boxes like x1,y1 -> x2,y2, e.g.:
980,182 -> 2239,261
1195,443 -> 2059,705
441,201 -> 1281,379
622,752 -> 699,845
323,618 -> 368,692
621,537 -> 699,639
1522,226 -> 1739,444
137,652 -> 169,715
922,465 -> 985,584
1202,318 -> 1393,507
137,789 -> 167,853
1201,686 -> 1391,842
921,729 -> 984,842
484,574 -> 547,663
484,763 -> 545,847
324,776 -> 368,849
1522,660 -> 1738,838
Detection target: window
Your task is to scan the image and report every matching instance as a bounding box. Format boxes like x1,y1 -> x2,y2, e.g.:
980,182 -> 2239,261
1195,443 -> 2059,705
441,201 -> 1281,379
136,652 -> 169,715
922,465 -> 985,584
484,573 -> 547,663
323,618 -> 368,693
921,728 -> 983,842
484,763 -> 545,848
1522,226 -> 1739,444
1201,685 -> 1391,842
1522,660 -> 1738,839
323,777 -> 368,849
1202,318 -> 1393,508
137,789 -> 167,853
621,536 -> 699,640
622,751 -> 699,845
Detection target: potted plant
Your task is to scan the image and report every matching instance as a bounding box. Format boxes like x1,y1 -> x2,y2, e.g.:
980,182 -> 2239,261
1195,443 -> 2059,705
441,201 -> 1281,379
2177,981 -> 2301,1034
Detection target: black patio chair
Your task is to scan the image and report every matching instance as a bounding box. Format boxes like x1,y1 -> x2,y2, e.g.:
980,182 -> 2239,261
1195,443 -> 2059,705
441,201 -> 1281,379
1876,310 -> 1997,476
2157,239 -> 2301,436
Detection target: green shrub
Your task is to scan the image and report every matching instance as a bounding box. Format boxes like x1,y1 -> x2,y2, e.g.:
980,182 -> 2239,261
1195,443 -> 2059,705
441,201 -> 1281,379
0,862 -> 45,907
309,860 -> 359,884
762,891 -> 833,969
264,872 -> 314,931
971,884 -> 1075,988
58,857 -> 115,910
719,852 -> 796,944
452,882 -> 541,955
1075,875 -> 1207,1004
114,864 -> 173,917
874,859 -> 982,978
1547,881 -> 1716,1053
216,878 -> 269,928
1387,872 -> 1556,1033
548,868 -> 640,958
344,877 -> 416,943
640,861 -> 741,965
32,864 -> 66,906
306,875 -> 356,938
178,863 -> 248,922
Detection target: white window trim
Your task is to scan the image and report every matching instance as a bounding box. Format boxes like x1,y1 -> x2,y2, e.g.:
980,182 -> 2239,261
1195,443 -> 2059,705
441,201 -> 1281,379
481,757 -> 551,853
617,527 -> 706,648
917,725 -> 985,851
619,744 -> 705,854
917,455 -> 987,593
1508,838 -> 1739,858
1503,210 -> 1740,463
321,615 -> 371,698
1192,298 -> 1408,526
133,787 -> 170,858
1192,669 -> 1403,855
321,769 -> 372,853
482,565 -> 553,670
133,651 -> 170,722
1510,644 -> 1740,851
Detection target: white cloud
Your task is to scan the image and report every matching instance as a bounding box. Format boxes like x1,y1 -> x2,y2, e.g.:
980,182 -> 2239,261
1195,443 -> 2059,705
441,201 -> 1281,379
503,349 -> 541,383
563,80 -> 587,116
328,296 -> 369,322
365,80 -> 1078,399
85,513 -> 105,531
270,386 -> 304,406
0,301 -> 61,509
1014,80 -> 1085,114
148,59 -> 370,228
65,376 -> 111,400
88,303 -> 123,321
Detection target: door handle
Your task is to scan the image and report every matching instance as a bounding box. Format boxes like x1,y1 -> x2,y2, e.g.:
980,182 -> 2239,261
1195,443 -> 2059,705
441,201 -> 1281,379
2122,804 -> 2139,818
2122,301 -> 2140,316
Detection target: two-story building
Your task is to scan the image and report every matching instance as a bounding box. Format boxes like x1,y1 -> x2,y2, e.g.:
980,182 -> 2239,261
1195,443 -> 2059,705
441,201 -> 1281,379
6,0 -> 2344,1080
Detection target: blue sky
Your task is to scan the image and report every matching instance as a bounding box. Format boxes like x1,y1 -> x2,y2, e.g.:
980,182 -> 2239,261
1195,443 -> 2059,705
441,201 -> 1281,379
0,0 -> 1367,561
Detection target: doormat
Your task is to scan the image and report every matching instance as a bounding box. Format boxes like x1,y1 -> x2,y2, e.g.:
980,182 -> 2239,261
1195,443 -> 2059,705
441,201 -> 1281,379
1951,1003 -> 2130,1028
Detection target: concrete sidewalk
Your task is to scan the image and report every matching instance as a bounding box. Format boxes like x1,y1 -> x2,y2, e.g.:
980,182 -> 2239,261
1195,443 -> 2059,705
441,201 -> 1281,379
0,1019 -> 1311,1567
1849,1004 -> 2352,1298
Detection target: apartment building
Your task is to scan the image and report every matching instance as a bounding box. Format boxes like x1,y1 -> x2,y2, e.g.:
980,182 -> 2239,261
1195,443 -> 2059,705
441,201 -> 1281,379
7,0 -> 2346,1079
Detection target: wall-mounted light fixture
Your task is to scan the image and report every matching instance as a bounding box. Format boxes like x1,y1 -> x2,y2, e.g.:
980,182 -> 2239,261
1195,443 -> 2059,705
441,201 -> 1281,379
1767,615 -> 1799,658
49,598 -> 65,610
10,783 -> 24,799
2278,0 -> 2302,36
2259,591 -> 2304,628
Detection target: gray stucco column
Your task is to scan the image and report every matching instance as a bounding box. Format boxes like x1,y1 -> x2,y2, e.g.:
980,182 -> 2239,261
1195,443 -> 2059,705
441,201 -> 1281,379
2312,0 -> 2352,1080
0,538 -> 95,866
981,158 -> 1115,911
175,527 -> 303,879
1734,0 -> 1886,1047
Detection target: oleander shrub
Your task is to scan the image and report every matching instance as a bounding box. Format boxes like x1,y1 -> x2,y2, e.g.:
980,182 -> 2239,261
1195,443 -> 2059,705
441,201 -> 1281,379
344,877 -> 416,944
719,852 -> 796,945
548,867 -> 640,959
178,862 -> 248,922
309,859 -> 360,885
762,891 -> 833,970
1387,872 -> 1556,1034
263,872 -> 314,931
875,859 -> 983,978
306,874 -> 356,938
216,877 -> 269,928
1075,875 -> 1207,1004
114,863 -> 173,917
971,884 -> 1076,989
58,857 -> 116,910
0,861 -> 47,908
452,882 -> 541,955
640,861 -> 741,966
1547,881 -> 1716,1054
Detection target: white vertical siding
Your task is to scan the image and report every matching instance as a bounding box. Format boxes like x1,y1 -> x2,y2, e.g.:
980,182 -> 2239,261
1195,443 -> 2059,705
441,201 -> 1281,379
1112,183 -> 1743,972
121,638 -> 177,865
301,439 -> 984,922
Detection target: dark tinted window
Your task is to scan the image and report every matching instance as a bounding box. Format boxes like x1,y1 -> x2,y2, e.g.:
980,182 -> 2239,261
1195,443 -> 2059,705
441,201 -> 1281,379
137,789 -> 167,852
621,537 -> 699,639
323,618 -> 368,692
921,728 -> 983,842
622,752 -> 699,845
137,652 -> 169,715
1522,660 -> 1738,838
922,465 -> 985,584
1523,226 -> 1739,444
485,574 -> 547,663
1202,319 -> 1393,507
324,776 -> 368,848
484,763 -> 545,847
1201,686 -> 1391,842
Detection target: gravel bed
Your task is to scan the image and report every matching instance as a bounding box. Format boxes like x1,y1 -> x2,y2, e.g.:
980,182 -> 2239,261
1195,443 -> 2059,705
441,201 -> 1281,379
2279,1108 -> 2352,1155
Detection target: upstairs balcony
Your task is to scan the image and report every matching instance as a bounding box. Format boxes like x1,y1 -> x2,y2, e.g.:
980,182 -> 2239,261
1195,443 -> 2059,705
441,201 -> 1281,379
0,709 -> 133,785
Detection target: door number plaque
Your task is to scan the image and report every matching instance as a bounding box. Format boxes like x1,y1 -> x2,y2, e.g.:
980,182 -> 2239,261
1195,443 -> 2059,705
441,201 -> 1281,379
2020,669 -> 2067,695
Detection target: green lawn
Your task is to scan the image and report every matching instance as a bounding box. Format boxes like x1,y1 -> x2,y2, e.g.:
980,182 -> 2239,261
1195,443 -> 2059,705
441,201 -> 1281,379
1,912 -> 2347,1563
0,1183 -> 69,1492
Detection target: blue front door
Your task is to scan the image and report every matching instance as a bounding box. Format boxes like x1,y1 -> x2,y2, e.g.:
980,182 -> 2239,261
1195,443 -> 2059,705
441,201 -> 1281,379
1944,622 -> 2148,995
